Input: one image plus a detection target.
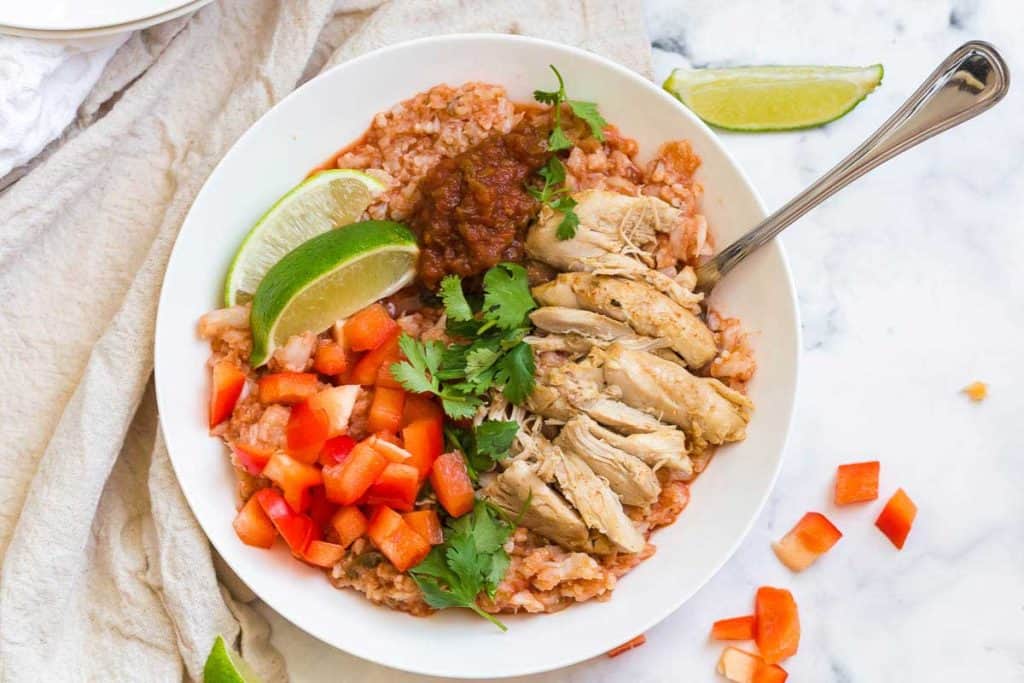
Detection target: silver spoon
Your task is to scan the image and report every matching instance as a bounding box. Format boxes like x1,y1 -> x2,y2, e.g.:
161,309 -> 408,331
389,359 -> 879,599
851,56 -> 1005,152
694,40 -> 1010,295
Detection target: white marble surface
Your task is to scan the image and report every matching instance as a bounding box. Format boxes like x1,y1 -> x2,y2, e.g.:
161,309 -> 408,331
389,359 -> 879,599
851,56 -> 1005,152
261,1 -> 1024,680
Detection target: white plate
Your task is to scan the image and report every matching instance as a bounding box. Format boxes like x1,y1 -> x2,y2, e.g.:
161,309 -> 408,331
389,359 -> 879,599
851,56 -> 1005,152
154,34 -> 800,679
0,0 -> 211,38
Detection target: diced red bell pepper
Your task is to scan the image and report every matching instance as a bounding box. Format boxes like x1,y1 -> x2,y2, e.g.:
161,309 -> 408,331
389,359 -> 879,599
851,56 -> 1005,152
367,433 -> 412,463
209,361 -> 246,427
835,460 -> 880,505
345,303 -> 399,351
365,462 -> 420,511
304,540 -> 346,568
402,417 -> 443,479
233,495 -> 277,548
366,505 -> 431,571
368,387 -> 405,433
772,512 -> 843,572
753,663 -> 789,683
754,587 -> 800,665
308,385 -> 360,437
330,505 -> 368,549
712,615 -> 756,641
403,509 -> 443,545
716,647 -> 787,683
231,443 -> 273,476
875,487 -> 917,549
606,634 -> 646,658
262,452 -> 323,513
349,331 -> 400,386
322,442 -> 388,505
254,488 -> 316,556
286,399 -> 330,464
258,372 -> 318,405
430,452 -> 475,518
319,434 -> 357,466
375,358 -> 405,389
307,486 -> 338,530
402,395 -> 443,427
313,341 -> 348,376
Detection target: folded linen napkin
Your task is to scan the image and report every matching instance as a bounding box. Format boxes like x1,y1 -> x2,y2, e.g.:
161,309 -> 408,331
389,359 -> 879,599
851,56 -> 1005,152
0,1 -> 650,680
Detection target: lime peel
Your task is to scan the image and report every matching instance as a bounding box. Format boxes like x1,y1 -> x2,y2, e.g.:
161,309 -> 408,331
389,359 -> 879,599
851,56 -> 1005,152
203,635 -> 262,683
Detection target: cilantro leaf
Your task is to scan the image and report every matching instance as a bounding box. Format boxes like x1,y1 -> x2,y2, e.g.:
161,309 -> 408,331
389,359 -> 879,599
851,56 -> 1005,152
482,263 -> 536,330
533,65 -> 606,152
548,125 -> 572,152
440,391 -> 483,420
532,88 -> 561,106
556,208 -> 579,240
465,346 -> 500,381
439,274 -> 473,322
494,342 -> 536,404
567,100 -> 607,141
390,334 -> 443,394
473,420 -> 519,461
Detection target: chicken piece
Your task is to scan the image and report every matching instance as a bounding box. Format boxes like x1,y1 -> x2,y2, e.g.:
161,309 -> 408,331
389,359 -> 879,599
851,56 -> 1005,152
530,307 -> 634,340
482,460 -> 591,552
601,343 -> 753,446
571,413 -> 693,478
525,332 -> 667,357
533,438 -> 646,553
526,190 -> 682,271
532,273 -> 717,368
583,398 -> 667,434
555,417 -> 661,506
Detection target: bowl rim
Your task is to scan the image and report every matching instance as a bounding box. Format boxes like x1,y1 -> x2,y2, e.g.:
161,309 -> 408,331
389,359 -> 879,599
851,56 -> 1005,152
154,32 -> 801,678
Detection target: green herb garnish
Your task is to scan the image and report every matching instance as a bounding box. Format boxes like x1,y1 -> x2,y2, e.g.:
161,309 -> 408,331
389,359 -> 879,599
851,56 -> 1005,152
528,156 -> 579,240
533,65 -> 608,150
445,420 -> 519,481
408,501 -> 514,630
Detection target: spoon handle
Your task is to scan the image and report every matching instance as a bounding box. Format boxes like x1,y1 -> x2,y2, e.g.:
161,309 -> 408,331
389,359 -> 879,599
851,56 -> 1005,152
695,40 -> 1010,293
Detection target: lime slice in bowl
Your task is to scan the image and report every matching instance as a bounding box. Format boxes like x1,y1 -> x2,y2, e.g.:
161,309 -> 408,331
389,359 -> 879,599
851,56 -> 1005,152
663,65 -> 883,131
203,635 -> 262,683
250,220 -> 418,366
224,169 -> 386,306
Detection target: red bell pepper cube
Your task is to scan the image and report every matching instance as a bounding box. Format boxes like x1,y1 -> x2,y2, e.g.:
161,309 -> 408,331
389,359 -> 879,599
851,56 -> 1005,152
209,361 -> 246,427
711,615 -> 756,641
233,495 -> 277,549
313,341 -> 348,376
254,488 -> 316,556
330,505 -> 368,549
304,540 -> 346,568
365,462 -> 420,511
367,433 -> 412,463
753,663 -> 789,683
366,505 -> 431,571
402,417 -> 443,479
322,441 -> 388,505
344,303 -> 399,352
307,486 -> 337,530
319,434 -> 357,466
308,385 -> 360,437
261,452 -> 323,513
349,331 -> 401,385
716,647 -> 788,683
754,587 -> 800,665
231,443 -> 273,476
875,488 -> 917,549
286,399 -> 330,464
430,452 -> 475,518
403,509 -> 443,545
606,634 -> 646,658
367,387 -> 405,434
835,460 -> 880,505
402,395 -> 443,427
772,512 -> 843,572
257,372 -> 318,405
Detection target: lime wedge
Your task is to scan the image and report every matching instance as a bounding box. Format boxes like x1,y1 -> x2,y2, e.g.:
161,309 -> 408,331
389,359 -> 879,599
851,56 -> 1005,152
250,220 -> 418,366
224,169 -> 386,306
663,65 -> 883,131
203,635 -> 262,683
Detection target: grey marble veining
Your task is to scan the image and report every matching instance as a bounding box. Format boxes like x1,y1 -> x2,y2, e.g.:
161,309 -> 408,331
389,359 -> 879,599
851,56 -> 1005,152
265,1 -> 1024,680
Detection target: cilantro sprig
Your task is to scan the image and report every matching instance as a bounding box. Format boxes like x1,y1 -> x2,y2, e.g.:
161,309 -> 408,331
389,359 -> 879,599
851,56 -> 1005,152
533,65 -> 608,151
528,156 -> 579,240
445,420 -> 520,481
389,264 -> 537,418
408,501 -> 513,630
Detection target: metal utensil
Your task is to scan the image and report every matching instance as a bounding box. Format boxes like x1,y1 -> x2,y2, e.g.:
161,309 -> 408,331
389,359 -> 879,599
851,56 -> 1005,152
694,40 -> 1010,295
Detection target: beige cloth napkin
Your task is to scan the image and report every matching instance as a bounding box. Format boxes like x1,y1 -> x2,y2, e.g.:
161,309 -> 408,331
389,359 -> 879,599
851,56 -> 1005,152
0,1 -> 650,680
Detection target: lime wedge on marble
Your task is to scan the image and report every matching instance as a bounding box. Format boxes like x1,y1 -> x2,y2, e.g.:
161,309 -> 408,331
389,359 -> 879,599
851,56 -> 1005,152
250,220 -> 418,366
203,635 -> 262,683
224,169 -> 386,306
663,65 -> 883,131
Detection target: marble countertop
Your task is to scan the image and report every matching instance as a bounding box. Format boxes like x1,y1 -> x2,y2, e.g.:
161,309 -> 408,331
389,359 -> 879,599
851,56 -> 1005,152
262,1 -> 1024,680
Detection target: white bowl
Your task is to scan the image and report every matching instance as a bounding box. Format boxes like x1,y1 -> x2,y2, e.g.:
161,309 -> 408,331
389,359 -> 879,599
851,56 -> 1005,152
154,34 -> 799,679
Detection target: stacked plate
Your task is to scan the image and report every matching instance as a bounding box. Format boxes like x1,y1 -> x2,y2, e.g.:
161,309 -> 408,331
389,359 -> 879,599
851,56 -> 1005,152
0,0 -> 213,38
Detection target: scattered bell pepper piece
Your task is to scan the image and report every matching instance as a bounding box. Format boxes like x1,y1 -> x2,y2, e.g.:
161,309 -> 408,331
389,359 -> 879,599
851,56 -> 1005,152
349,331 -> 401,385
712,615 -> 756,641
716,647 -> 762,683
330,505 -> 368,549
403,509 -> 443,545
366,505 -> 431,571
322,441 -> 388,505
344,303 -> 400,352
307,486 -> 337,530
319,434 -> 357,466
285,399 -> 330,464
430,452 -> 475,518
365,462 -> 420,511
753,662 -> 789,683
308,385 -> 360,437
313,341 -> 348,376
367,433 -> 412,463
231,443 -> 273,476
209,361 -> 246,427
835,460 -> 880,505
233,495 -> 277,548
261,452 -> 323,513
754,586 -> 800,665
875,487 -> 917,549
402,417 -> 444,479
257,372 -> 318,405
402,395 -> 443,427
607,634 -> 646,658
368,387 -> 405,434
772,512 -> 843,572
304,540 -> 346,568
254,488 -> 316,556
962,380 -> 988,402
